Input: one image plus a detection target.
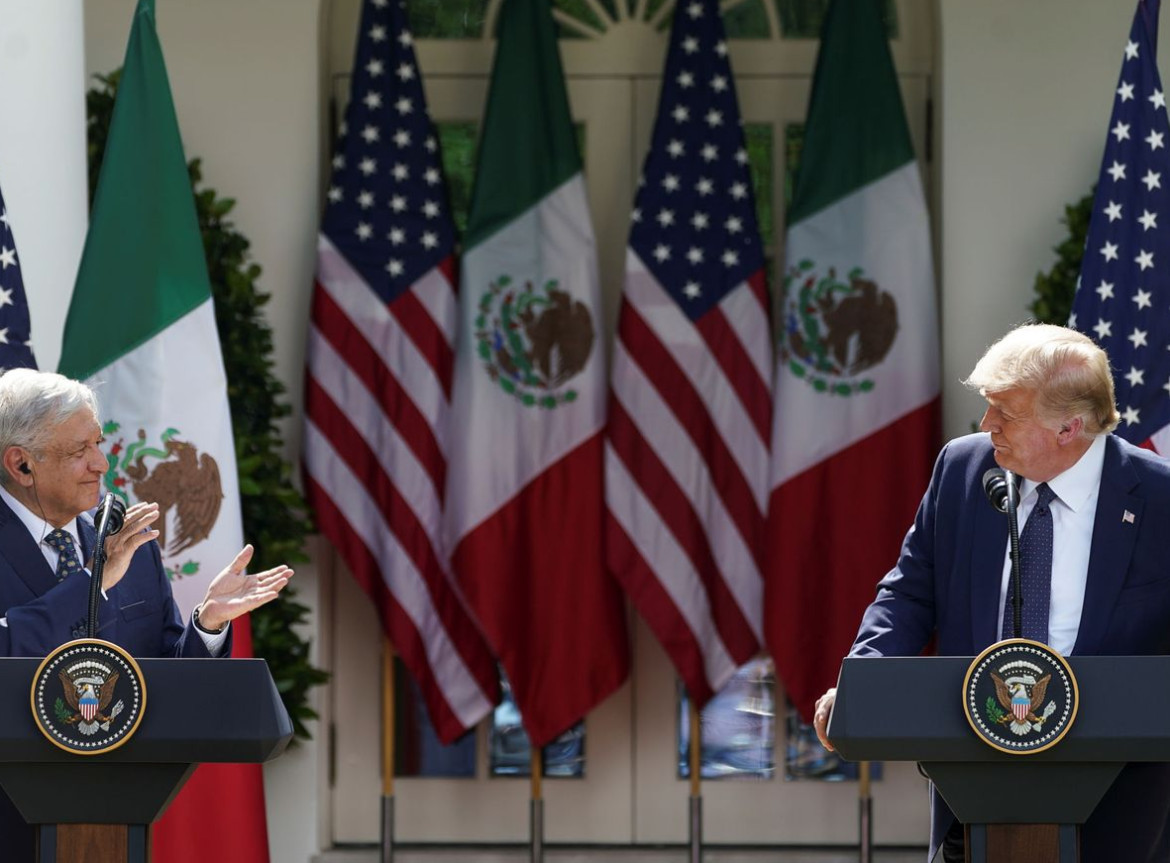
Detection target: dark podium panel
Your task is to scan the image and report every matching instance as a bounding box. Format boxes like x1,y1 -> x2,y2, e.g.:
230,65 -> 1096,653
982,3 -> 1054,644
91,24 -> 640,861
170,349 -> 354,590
829,656 -> 1170,862
0,657 -> 292,863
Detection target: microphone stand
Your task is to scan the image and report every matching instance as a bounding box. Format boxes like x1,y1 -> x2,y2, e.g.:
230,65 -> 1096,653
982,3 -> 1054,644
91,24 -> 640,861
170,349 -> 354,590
1004,470 -> 1023,640
87,494 -> 118,639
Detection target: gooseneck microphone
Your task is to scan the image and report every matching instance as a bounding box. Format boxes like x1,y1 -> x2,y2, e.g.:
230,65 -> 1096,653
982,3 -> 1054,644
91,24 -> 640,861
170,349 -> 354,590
982,467 -> 1023,639
87,494 -> 127,639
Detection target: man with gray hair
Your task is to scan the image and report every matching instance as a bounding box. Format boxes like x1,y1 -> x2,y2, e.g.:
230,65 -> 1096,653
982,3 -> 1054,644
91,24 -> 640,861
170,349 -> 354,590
0,368 -> 292,856
812,323 -> 1170,862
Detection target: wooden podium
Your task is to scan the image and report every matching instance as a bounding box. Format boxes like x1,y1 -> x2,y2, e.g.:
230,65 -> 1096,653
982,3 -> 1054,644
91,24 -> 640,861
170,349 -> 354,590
0,657 -> 292,863
829,655 -> 1170,863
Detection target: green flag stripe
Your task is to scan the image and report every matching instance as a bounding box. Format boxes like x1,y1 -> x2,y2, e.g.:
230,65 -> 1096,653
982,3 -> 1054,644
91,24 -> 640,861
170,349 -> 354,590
788,0 -> 916,225
463,0 -> 582,251
59,0 -> 211,381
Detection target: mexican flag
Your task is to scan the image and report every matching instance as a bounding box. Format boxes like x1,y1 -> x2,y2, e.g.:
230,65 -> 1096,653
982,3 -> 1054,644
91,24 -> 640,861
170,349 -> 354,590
765,0 -> 941,721
444,0 -> 629,747
58,1 -> 269,860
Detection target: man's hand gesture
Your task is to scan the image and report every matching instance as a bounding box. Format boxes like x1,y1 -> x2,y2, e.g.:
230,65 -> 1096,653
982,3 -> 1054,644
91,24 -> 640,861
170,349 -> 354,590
195,544 -> 293,632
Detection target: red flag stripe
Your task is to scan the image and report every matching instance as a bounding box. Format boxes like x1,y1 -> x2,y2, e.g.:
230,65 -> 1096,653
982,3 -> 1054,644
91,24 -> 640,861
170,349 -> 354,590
616,298 -> 767,572
317,238 -> 452,439
304,420 -> 497,733
311,284 -> 446,493
305,379 -> 445,594
695,282 -> 771,443
607,396 -> 760,662
604,506 -> 716,705
391,268 -> 456,398
307,326 -> 444,523
306,475 -> 489,741
624,262 -> 770,509
303,395 -> 492,681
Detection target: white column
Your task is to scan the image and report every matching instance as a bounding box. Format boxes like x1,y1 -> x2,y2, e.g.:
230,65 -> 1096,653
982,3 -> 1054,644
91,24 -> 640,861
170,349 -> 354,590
0,0 -> 88,373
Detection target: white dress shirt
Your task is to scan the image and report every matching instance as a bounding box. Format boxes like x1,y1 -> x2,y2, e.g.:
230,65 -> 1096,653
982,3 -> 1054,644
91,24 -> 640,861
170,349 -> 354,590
996,433 -> 1107,654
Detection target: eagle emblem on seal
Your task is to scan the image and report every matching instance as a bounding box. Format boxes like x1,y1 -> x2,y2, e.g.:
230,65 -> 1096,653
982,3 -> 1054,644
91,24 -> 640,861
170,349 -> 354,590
991,671 -> 1056,736
58,661 -> 125,736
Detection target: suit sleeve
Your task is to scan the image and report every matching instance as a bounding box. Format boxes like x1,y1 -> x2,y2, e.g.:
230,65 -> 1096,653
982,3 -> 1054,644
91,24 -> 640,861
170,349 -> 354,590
848,440 -> 952,658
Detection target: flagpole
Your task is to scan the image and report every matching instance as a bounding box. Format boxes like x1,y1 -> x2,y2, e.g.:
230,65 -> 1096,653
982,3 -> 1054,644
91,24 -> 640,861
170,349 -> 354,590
858,760 -> 873,863
381,638 -> 395,863
688,695 -> 702,863
530,745 -> 544,863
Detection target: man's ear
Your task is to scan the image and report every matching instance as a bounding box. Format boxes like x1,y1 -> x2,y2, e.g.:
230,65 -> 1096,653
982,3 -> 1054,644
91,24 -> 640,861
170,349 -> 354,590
1,447 -> 33,487
1057,417 -> 1084,445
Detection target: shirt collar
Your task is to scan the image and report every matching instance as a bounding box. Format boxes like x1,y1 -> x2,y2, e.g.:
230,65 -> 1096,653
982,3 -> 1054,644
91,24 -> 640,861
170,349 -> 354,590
1019,433 -> 1107,512
0,485 -> 86,549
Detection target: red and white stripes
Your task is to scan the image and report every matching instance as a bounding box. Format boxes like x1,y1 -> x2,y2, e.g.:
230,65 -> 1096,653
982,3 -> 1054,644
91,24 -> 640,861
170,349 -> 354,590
304,235 -> 497,742
605,250 -> 771,705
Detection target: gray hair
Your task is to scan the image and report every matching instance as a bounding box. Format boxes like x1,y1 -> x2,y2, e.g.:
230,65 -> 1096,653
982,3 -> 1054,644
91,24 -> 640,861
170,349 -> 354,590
0,369 -> 100,479
964,323 -> 1120,436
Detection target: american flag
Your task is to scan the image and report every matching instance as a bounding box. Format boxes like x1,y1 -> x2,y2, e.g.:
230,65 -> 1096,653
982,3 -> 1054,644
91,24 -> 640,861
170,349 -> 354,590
0,187 -> 36,370
605,0 -> 772,706
303,0 -> 499,743
1073,0 -> 1170,449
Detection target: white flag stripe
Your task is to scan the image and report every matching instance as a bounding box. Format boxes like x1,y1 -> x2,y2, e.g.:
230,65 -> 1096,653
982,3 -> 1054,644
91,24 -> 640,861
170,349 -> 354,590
304,421 -> 491,727
446,176 -> 605,543
612,341 -> 764,635
307,326 -> 443,542
605,442 -> 739,689
317,235 -> 449,436
624,255 -> 770,511
93,301 -> 243,617
772,163 -> 939,486
717,281 -> 773,387
410,265 -> 458,346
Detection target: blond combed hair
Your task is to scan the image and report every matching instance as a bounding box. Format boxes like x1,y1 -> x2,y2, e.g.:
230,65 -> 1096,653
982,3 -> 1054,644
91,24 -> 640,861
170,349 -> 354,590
964,323 -> 1120,435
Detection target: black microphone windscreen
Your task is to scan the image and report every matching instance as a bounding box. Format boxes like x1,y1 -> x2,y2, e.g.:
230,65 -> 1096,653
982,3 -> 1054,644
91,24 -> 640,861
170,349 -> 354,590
96,495 -> 127,536
982,467 -> 1010,514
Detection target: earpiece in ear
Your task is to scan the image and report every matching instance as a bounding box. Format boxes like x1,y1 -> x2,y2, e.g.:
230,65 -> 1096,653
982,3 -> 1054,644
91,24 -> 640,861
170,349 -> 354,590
18,463 -> 30,475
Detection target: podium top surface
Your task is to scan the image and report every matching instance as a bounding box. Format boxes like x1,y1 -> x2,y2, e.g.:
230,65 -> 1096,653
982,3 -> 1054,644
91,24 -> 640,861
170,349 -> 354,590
0,657 -> 292,764
830,655 -> 1170,763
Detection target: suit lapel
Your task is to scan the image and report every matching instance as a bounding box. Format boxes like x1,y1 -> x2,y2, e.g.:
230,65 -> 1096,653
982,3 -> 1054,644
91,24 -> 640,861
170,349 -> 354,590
76,515 -> 96,565
970,468 -> 1010,650
0,496 -> 59,597
1072,436 -> 1141,656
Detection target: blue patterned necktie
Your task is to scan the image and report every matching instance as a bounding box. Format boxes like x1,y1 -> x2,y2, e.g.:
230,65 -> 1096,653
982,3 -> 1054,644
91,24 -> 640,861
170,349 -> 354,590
1003,483 -> 1056,642
44,529 -> 84,583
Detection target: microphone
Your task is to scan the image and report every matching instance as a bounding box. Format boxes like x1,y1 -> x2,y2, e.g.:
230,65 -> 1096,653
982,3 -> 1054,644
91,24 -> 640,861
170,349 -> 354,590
87,494 -> 128,639
95,495 -> 127,537
982,467 -> 1023,640
982,468 -> 1012,513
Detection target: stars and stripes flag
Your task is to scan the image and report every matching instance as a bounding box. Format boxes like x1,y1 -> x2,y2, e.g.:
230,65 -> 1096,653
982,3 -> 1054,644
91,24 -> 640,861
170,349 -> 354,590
1072,0 -> 1170,451
605,0 -> 772,706
0,188 -> 36,370
303,0 -> 499,743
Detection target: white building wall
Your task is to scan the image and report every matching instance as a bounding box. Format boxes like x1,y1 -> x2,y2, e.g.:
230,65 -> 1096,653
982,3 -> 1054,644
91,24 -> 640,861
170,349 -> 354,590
938,0 -> 1162,436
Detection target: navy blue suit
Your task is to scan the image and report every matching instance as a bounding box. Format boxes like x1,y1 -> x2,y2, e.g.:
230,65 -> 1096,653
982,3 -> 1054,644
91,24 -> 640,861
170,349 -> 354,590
851,433 -> 1170,862
0,495 -> 231,858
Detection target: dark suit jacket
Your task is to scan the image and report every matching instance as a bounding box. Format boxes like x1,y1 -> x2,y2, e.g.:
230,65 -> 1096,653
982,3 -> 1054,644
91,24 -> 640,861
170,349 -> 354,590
850,433 -> 1170,862
0,494 -> 232,858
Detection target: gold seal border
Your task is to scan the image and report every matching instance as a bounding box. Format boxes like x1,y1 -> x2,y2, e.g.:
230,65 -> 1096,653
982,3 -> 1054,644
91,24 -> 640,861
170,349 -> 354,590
29,638 -> 148,757
961,637 -> 1080,756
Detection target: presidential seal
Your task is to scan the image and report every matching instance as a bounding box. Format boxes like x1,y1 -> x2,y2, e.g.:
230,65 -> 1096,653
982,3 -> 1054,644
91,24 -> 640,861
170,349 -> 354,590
31,640 -> 147,755
779,260 -> 898,396
962,639 -> 1078,755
